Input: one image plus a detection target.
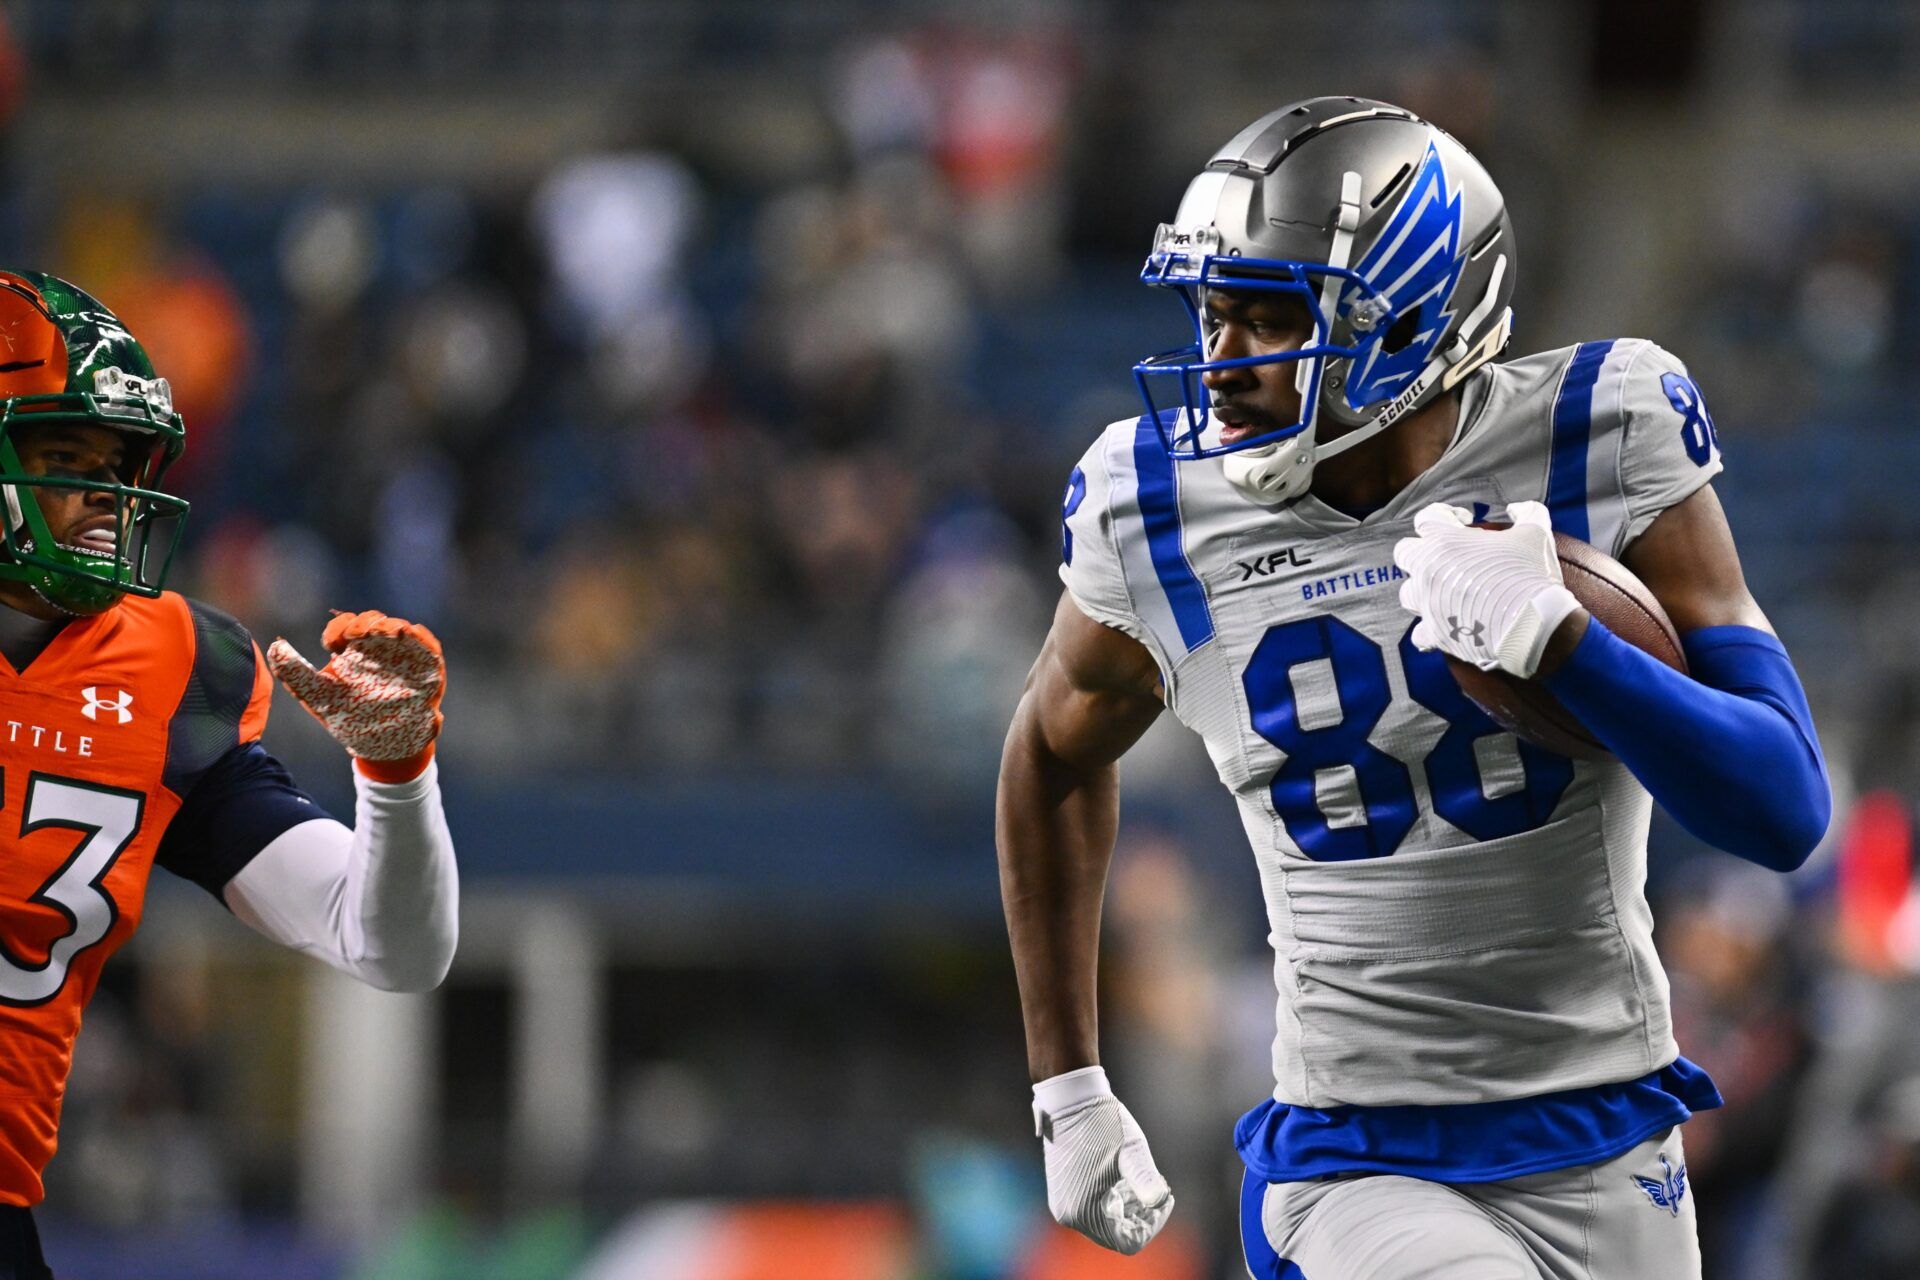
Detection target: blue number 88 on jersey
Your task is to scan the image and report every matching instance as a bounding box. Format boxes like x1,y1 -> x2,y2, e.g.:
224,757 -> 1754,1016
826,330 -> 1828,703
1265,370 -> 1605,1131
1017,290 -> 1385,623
1244,617 -> 1575,861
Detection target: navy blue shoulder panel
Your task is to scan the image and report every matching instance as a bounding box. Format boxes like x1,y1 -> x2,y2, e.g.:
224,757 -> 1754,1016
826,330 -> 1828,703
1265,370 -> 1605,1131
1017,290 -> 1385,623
163,598 -> 261,799
155,742 -> 333,899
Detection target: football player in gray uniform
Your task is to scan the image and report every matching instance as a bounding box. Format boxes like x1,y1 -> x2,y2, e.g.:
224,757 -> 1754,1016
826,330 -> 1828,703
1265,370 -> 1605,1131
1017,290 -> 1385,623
997,98 -> 1830,1279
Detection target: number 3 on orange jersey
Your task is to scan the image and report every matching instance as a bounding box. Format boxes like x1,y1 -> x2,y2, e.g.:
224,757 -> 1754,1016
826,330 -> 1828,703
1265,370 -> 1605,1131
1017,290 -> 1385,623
0,774 -> 143,1006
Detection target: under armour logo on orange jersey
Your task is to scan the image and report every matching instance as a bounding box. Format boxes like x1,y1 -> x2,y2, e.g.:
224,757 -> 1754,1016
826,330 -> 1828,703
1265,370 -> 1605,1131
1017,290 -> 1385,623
80,687 -> 133,724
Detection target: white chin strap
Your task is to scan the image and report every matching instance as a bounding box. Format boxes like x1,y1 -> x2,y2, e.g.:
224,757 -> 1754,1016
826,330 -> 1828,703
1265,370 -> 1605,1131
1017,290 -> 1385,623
1223,243 -> 1513,506
1220,433 -> 1311,505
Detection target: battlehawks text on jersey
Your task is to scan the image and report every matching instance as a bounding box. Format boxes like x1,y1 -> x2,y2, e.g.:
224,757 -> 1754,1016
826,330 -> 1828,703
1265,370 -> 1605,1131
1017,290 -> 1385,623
0,592 -> 279,1205
1061,340 -> 1728,1177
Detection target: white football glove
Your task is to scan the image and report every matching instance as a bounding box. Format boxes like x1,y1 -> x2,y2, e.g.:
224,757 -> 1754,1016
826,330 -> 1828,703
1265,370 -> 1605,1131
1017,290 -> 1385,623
1392,500 -> 1581,678
1032,1066 -> 1174,1255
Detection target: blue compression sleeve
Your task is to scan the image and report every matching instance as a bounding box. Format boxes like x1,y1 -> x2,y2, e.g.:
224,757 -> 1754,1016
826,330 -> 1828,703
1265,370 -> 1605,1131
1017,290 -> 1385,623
1542,622 -> 1830,870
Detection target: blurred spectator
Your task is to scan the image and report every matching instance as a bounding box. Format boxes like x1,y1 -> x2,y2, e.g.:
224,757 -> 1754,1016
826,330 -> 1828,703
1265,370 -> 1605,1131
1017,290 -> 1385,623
1105,831 -> 1245,1279
831,25 -> 1076,297
532,152 -> 702,341
1660,862 -> 1810,1280
1813,1074 -> 1920,1279
879,505 -> 1048,791
1776,795 -> 1920,1279
921,24 -> 1077,296
57,196 -> 254,493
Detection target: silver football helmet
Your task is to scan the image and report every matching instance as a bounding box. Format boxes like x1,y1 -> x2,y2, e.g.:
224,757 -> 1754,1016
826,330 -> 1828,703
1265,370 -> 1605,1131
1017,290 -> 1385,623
1133,97 -> 1516,503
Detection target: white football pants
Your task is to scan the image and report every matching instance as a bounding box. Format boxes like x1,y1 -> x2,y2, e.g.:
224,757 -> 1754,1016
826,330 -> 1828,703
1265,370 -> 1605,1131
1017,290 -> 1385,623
1242,1127 -> 1702,1280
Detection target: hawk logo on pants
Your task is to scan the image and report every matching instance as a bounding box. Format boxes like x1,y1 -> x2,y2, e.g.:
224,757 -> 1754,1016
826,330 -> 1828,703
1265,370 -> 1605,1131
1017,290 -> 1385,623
80,687 -> 133,725
1630,1155 -> 1688,1216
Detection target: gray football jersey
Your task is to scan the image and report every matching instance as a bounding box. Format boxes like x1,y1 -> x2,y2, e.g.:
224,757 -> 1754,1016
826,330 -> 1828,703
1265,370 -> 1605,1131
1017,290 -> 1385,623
1061,339 -> 1725,1109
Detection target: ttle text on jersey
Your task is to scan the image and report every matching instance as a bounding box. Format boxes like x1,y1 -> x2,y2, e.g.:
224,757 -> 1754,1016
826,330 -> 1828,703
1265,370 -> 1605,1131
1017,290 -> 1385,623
4,721 -> 93,757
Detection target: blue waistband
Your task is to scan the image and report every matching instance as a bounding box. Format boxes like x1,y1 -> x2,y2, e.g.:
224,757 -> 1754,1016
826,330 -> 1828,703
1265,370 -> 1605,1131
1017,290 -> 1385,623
1235,1056 -> 1723,1185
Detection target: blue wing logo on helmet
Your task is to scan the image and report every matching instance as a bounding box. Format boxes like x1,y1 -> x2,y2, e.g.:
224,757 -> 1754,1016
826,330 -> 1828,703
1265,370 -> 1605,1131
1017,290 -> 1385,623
1343,142 -> 1466,410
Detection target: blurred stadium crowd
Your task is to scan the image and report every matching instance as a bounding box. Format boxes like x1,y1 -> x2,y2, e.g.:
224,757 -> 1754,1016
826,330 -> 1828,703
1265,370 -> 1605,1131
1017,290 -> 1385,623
7,0 -> 1920,1277
36,19 -> 1097,791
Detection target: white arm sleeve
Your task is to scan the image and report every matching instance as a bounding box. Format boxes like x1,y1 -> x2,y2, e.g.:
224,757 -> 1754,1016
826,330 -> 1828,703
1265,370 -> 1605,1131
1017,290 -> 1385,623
222,760 -> 459,992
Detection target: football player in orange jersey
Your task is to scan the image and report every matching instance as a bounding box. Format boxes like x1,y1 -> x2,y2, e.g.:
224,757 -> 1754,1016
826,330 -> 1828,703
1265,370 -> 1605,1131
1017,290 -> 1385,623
0,270 -> 458,1278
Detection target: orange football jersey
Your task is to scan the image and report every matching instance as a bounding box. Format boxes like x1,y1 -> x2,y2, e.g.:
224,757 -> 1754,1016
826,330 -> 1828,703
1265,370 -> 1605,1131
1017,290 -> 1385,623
0,591 -> 270,1205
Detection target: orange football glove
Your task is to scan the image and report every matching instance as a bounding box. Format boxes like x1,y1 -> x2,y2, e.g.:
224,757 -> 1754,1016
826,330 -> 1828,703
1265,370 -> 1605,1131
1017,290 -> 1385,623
266,610 -> 446,782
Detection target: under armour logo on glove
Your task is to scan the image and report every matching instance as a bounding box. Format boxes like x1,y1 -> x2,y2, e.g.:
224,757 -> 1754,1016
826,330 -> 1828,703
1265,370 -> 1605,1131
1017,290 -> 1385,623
268,610 -> 446,782
1393,501 -> 1581,679
1447,617 -> 1487,647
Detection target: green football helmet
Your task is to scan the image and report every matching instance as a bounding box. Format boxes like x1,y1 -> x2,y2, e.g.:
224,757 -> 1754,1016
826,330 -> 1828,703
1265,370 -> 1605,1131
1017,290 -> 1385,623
0,270 -> 189,616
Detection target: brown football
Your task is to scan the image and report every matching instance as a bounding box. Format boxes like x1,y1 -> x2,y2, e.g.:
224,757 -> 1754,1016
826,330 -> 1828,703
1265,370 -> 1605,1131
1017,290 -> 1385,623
1445,532 -> 1686,760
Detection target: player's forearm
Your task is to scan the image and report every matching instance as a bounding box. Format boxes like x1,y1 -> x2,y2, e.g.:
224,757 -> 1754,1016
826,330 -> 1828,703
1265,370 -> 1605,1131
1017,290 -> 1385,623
997,710 -> 1121,1083
341,762 -> 460,989
226,762 -> 459,991
1543,620 -> 1830,870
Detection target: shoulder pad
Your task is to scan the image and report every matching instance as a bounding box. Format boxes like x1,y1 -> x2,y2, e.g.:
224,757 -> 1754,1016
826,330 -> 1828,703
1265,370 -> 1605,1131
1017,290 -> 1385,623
164,598 -> 270,797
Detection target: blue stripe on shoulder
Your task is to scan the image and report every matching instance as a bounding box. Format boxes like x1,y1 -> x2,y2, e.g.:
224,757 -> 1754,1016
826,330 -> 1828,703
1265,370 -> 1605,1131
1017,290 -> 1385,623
1546,340 -> 1616,542
1132,414 -> 1215,653
1241,1170 -> 1307,1279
